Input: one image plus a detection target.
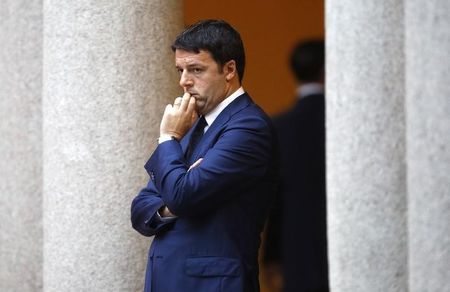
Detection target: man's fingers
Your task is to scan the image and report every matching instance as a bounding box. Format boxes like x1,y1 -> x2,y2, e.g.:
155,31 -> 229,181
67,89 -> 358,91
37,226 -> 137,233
173,97 -> 182,108
179,92 -> 191,111
191,109 -> 198,124
187,96 -> 197,116
163,206 -> 175,217
164,104 -> 172,115
160,93 -> 196,140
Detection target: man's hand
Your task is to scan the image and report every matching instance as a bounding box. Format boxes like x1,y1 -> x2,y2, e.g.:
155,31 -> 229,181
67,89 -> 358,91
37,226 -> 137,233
160,92 -> 197,141
159,205 -> 176,217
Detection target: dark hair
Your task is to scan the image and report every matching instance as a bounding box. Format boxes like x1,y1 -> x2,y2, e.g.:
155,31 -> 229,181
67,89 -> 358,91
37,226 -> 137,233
171,19 -> 246,83
290,39 -> 325,82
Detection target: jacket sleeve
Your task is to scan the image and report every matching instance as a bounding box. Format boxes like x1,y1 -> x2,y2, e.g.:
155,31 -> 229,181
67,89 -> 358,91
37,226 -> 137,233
130,179 -> 176,236
145,114 -> 273,217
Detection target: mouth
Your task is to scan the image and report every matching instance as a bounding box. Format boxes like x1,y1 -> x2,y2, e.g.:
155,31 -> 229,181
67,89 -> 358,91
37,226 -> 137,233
190,94 -> 202,102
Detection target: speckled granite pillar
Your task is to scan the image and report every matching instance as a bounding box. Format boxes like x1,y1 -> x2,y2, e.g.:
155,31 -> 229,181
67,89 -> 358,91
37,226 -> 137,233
326,0 -> 407,291
0,1 -> 43,291
406,0 -> 450,291
43,1 -> 182,291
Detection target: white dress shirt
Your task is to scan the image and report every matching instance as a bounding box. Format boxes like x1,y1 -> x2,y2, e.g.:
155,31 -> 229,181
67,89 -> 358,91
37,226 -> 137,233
203,87 -> 244,133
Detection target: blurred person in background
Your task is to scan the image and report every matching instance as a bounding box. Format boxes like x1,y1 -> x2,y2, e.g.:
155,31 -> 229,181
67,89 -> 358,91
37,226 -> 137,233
264,39 -> 328,292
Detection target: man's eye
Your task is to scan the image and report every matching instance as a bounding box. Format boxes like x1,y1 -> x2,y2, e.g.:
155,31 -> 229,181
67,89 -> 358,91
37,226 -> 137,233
177,68 -> 183,75
193,68 -> 202,74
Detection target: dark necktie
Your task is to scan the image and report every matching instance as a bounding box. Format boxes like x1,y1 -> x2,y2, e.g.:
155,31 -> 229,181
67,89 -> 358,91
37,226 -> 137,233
186,116 -> 207,159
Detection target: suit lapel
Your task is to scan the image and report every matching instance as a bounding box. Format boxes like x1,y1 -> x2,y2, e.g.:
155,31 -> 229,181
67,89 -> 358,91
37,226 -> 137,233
187,93 -> 252,162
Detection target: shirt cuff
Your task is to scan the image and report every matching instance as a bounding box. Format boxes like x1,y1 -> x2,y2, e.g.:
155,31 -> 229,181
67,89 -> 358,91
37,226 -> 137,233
158,135 -> 174,144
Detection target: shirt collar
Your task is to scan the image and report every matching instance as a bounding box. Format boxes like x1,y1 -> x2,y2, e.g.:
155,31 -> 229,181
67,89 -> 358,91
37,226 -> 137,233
296,83 -> 324,98
203,87 -> 245,131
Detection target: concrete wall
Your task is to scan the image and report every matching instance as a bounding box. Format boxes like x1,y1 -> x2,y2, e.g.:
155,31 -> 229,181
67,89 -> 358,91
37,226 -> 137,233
326,0 -> 407,290
0,1 -> 43,291
327,0 -> 450,291
1,1 -> 183,291
42,1 -> 182,291
406,0 -> 450,290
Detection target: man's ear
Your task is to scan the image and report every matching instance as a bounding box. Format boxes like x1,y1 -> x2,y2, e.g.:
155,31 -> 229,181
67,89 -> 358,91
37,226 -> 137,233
224,60 -> 237,81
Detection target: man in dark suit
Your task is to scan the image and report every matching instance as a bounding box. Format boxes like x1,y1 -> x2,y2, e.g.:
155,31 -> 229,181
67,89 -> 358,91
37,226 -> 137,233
131,20 -> 278,292
264,40 -> 328,292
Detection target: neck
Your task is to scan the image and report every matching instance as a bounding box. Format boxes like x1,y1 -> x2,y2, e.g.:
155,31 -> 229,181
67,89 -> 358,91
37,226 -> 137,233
225,79 -> 241,98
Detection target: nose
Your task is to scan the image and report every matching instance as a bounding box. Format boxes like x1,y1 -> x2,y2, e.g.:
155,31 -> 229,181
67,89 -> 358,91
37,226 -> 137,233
179,70 -> 193,88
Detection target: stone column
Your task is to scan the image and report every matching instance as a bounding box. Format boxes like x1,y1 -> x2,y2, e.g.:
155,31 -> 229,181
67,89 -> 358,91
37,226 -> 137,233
326,0 -> 407,291
406,0 -> 450,291
43,1 -> 183,291
0,1 -> 43,291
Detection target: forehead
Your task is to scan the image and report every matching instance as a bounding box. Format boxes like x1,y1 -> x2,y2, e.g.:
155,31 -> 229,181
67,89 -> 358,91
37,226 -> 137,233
175,49 -> 215,67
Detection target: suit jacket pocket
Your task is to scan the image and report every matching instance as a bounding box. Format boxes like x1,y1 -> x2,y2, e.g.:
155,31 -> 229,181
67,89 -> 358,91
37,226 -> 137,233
185,256 -> 241,277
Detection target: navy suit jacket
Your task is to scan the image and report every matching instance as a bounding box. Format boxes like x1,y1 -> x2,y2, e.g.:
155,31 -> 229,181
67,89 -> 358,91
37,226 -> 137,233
264,93 -> 328,292
131,93 -> 278,292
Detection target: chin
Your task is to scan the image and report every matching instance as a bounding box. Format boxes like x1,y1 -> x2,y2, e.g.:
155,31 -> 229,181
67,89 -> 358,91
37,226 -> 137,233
195,103 -> 205,114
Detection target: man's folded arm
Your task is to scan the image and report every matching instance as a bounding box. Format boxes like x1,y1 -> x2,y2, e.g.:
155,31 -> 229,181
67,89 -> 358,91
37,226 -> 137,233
146,115 -> 274,217
130,180 -> 176,236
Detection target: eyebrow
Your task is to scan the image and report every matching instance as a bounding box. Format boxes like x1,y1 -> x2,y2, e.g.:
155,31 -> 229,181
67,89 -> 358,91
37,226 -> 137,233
175,63 -> 206,69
